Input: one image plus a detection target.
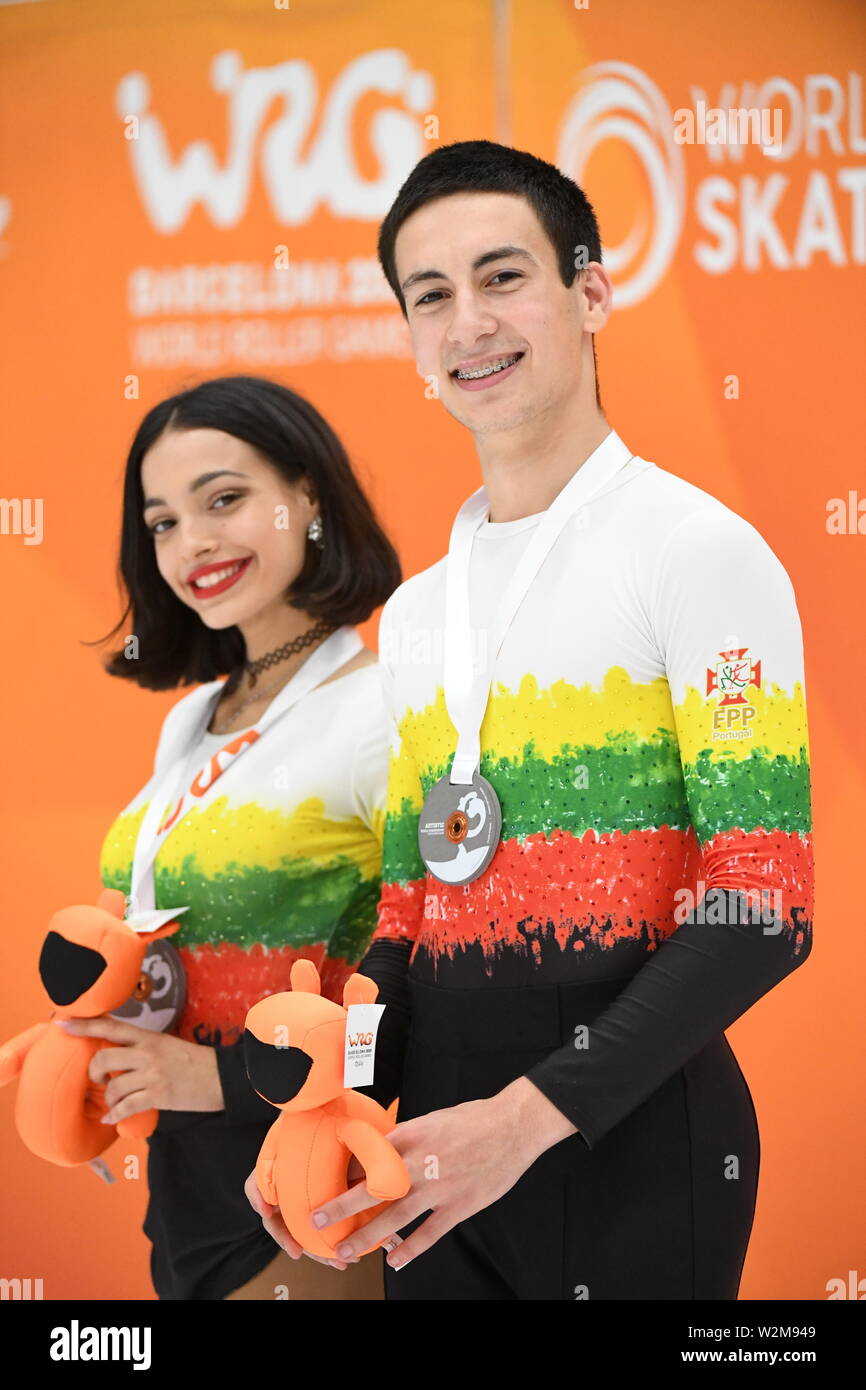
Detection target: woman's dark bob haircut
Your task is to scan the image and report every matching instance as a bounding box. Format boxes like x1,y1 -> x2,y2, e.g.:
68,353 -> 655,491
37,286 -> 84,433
91,375 -> 402,691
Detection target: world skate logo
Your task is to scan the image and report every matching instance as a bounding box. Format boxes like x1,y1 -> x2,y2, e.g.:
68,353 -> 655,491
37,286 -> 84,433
115,49 -> 433,233
556,61 -> 864,305
557,62 -> 686,307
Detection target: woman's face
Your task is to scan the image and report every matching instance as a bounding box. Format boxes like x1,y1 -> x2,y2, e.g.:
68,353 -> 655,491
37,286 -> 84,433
140,427 -> 317,632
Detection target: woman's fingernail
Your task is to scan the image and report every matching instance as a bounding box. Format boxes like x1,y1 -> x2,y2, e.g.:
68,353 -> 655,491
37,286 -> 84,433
311,1211 -> 327,1228
336,1243 -> 353,1259
54,1019 -> 71,1029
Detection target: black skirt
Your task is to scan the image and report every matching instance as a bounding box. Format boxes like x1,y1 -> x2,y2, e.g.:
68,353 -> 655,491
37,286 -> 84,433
143,1109 -> 278,1300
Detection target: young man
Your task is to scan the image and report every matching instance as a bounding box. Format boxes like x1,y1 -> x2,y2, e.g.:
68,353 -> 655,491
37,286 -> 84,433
270,141 -> 814,1299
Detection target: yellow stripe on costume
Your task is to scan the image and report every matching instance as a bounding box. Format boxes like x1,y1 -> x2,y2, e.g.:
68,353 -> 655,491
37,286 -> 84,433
674,680 -> 810,763
395,668 -> 678,777
102,797 -> 379,882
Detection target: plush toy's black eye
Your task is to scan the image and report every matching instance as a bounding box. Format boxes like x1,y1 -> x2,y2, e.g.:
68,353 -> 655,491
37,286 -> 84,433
242,1028 -> 312,1104
39,931 -> 107,1006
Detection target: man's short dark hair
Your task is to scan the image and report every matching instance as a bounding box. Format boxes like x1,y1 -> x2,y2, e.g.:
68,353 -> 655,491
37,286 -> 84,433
377,140 -> 605,410
89,375 -> 401,691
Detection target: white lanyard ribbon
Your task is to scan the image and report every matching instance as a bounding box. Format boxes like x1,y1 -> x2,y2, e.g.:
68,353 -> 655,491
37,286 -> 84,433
444,431 -> 635,784
128,624 -> 363,918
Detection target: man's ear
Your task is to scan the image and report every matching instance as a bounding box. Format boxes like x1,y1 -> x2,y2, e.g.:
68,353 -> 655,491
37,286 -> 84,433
581,262 -> 613,331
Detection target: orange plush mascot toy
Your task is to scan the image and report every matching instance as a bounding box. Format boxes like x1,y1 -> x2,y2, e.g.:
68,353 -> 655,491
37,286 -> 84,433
0,887 -> 182,1166
243,960 -> 411,1260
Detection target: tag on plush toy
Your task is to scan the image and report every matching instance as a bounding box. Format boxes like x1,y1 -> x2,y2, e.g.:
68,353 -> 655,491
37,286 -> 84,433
343,1003 -> 385,1087
88,1157 -> 115,1184
123,905 -> 190,932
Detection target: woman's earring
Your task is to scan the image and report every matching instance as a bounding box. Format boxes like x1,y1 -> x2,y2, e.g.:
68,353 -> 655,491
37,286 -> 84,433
307,516 -> 324,550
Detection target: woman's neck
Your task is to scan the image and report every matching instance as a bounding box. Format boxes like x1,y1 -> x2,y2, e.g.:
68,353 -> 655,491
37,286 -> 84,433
238,607 -> 321,667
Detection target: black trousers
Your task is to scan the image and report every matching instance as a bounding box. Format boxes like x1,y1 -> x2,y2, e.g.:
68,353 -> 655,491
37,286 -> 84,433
384,977 -> 760,1301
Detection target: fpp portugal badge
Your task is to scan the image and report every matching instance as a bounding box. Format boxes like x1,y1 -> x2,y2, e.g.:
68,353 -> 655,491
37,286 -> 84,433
706,646 -> 762,705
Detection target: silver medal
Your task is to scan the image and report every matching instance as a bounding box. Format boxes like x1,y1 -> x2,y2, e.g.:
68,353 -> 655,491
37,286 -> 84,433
110,937 -> 186,1034
418,770 -> 502,885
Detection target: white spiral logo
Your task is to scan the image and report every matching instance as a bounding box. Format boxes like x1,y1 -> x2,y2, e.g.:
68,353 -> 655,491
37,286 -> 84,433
459,789 -> 487,840
557,61 -> 685,307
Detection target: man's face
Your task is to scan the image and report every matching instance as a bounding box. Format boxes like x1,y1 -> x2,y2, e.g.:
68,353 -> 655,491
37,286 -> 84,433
393,191 -> 605,437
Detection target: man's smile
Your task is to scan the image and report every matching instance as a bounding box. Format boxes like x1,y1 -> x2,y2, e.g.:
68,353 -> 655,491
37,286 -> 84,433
449,351 -> 525,391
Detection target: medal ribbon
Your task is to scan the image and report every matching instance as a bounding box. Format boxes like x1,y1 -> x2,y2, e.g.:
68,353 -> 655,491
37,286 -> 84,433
129,624 -> 363,916
444,431 -> 635,784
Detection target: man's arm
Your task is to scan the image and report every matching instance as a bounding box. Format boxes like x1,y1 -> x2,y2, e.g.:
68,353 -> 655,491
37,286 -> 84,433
516,503 -> 814,1150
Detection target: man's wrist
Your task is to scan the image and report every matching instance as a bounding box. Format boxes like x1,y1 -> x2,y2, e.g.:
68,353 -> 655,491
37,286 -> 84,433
488,1075 -> 578,1164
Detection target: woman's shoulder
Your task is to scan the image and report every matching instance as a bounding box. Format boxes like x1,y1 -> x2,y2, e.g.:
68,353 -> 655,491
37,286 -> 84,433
320,644 -> 378,685
316,654 -> 390,746
153,679 -> 224,769
320,652 -> 385,708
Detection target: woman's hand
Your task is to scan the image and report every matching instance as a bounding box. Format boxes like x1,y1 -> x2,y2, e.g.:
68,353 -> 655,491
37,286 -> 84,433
244,1165 -> 364,1271
56,1015 -> 223,1120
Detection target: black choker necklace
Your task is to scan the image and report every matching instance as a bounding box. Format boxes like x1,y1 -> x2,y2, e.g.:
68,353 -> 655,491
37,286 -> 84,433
243,619 -> 337,688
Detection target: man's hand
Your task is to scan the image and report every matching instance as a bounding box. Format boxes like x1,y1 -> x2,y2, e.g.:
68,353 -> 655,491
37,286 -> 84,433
56,1015 -> 223,1121
304,1079 -> 575,1271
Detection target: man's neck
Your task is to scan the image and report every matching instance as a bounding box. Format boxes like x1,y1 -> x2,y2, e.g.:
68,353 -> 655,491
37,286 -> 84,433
476,410 -> 613,523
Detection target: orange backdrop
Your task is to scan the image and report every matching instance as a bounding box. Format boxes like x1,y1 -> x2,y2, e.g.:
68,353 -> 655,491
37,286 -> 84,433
0,0 -> 863,1301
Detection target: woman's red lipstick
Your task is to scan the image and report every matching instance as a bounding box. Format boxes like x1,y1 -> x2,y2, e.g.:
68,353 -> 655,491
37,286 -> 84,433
187,556 -> 253,599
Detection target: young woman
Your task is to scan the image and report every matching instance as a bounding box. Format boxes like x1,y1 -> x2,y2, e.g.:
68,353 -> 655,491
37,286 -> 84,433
74,374 -> 401,1300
